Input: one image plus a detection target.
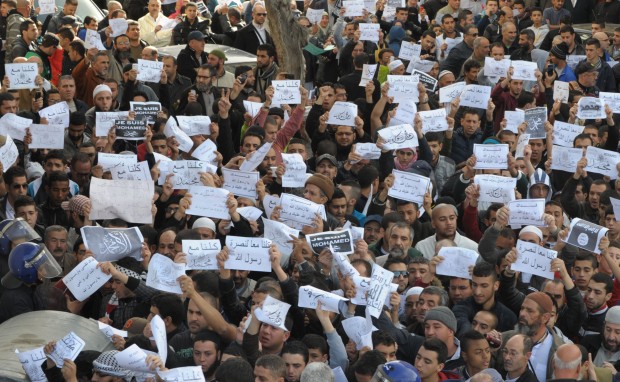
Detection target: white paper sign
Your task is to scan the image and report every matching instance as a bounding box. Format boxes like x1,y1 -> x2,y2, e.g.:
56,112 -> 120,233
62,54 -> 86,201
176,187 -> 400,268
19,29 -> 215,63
63,257 -> 111,301
84,28 -> 106,50
585,146 -> 620,179
577,97 -> 606,119
16,347 -> 47,382
272,80 -> 301,105
600,92 -> 620,114
0,135 -> 18,171
378,124 -> 419,150
158,367 -> 206,382
136,59 -> 163,83
239,142 -> 273,172
389,101 -> 417,126
388,170 -> 430,206
515,133 -> 530,159
262,218 -> 299,265
254,295 -> 290,331
343,0 -> 364,16
110,161 -> 151,181
473,144 -> 509,169
89,178 -> 154,224
512,239 -> 558,279
237,206 -> 264,221
164,116 -> 193,153
0,113 -> 31,140
342,316 -> 374,350
243,100 -> 264,118
151,314 -> 168,364
186,186 -> 231,220
39,101 -> 70,127
28,124 -> 64,149
96,111 -> 129,137
551,145 -> 583,172
157,16 -> 177,30
553,121 -> 584,147
508,199 -> 546,226
387,75 -> 420,103
474,174 -> 516,203
109,18 -> 129,37
6,63 -> 37,89
408,59 -> 437,74
98,152 -> 138,172
611,197 -> 620,222
511,60 -> 538,81
566,55 -> 586,70
279,193 -> 327,230
299,285 -> 348,313
191,138 -> 218,163
306,8 -> 324,24
554,81 -> 569,103
399,41 -> 421,61
176,115 -> 212,137
39,0 -> 55,14
436,247 -> 478,279
281,153 -> 307,187
419,108 -> 448,133
354,142 -> 381,160
146,253 -> 185,294
222,168 -> 260,199
98,321 -> 128,340
327,101 -> 358,127
158,160 -> 216,189
48,332 -> 85,368
114,344 -> 152,373
484,57 -> 510,77
504,110 -> 524,133
225,236 -> 272,272
459,85 -> 492,109
367,263 -> 394,318
182,240 -> 221,270
359,23 -> 380,42
439,82 -> 466,103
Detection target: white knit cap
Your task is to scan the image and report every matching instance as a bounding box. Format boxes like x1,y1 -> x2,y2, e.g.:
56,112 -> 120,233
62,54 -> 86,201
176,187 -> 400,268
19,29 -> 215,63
93,84 -> 112,99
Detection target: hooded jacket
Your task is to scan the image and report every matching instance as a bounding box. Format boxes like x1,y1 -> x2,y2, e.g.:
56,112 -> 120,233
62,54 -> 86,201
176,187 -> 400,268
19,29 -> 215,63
528,168 -> 553,201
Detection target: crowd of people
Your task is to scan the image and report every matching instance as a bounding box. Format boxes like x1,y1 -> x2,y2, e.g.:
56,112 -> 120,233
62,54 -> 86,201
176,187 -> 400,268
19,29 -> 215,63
1,0 -> 620,380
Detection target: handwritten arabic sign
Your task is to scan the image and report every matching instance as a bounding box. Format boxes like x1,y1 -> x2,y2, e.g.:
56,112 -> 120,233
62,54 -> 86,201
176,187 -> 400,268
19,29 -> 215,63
513,239 -> 557,279
599,91 -> 620,114
554,80 -> 569,103
359,23 -> 379,42
48,332 -> 86,368
39,101 -> 70,127
146,253 -> 185,294
585,146 -> 620,179
327,101 -> 358,127
360,64 -> 377,87
29,124 -> 64,149
262,218 -> 299,265
110,161 -> 151,181
387,75 -> 420,103
553,121 -> 584,147
436,247 -> 478,279
279,193 -> 327,230
136,59 -> 163,83
551,145 -> 582,172
281,153 -> 307,188
222,168 -> 260,199
186,186 -> 231,220
388,169 -> 430,206
439,81 -> 465,103
399,41 -> 421,61
473,144 -> 509,169
63,257 -> 111,301
225,236 -> 271,272
377,124 -> 419,150
16,347 -> 47,382
177,115 -> 212,136
508,199 -> 545,227
459,84 -> 492,109
182,240 -> 221,270
255,295 -> 290,331
510,60 -> 538,81
367,263 -> 394,318
158,160 -> 216,189
272,80 -> 301,104
6,63 -> 37,89
484,57 -> 510,77
0,135 -> 18,171
299,285 -> 348,313
474,174 -> 516,203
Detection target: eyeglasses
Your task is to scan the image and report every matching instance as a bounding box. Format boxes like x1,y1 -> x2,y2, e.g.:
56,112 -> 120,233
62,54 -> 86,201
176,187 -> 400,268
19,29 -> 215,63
468,32 -> 479,36
116,41 -> 130,46
392,271 -> 409,277
256,12 -> 267,16
12,183 -> 28,189
166,207 -> 178,214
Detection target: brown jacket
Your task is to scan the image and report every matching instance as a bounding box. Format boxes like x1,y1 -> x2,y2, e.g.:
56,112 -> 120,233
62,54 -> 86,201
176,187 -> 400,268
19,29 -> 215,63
72,59 -> 105,107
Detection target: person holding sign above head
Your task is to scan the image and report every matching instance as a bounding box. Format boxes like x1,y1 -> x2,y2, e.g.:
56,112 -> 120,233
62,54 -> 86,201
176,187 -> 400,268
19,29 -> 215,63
561,154 -> 610,224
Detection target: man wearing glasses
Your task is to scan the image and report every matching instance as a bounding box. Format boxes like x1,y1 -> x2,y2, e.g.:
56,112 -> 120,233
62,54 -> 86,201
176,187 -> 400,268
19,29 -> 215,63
0,166 -> 29,220
439,24 -> 478,78
234,2 -> 273,54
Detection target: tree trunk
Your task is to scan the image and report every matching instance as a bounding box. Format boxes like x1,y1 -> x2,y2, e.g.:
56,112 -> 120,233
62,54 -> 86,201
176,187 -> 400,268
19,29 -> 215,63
265,0 -> 307,83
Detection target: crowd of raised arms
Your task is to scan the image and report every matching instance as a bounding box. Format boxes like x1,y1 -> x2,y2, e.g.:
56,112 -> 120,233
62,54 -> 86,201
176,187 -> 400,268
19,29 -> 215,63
5,0 -> 620,381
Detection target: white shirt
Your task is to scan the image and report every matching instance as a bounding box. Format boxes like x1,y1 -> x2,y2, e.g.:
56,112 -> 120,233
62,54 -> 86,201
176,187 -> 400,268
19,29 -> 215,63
138,13 -> 174,48
530,330 -> 553,382
415,232 -> 479,260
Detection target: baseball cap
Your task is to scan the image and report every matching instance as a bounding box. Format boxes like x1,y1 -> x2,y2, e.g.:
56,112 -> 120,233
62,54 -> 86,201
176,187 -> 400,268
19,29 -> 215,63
316,153 -> 337,167
188,31 -> 206,41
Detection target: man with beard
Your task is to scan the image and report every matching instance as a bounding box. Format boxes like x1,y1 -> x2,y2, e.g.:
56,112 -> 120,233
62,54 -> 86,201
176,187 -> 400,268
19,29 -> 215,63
85,85 -> 115,135
453,261 -> 517,336
501,334 -> 537,382
495,292 -> 566,381
582,306 -> 620,370
162,56 -> 191,110
176,65 -> 218,116
582,273 -> 613,336
73,51 -> 110,107
254,44 -> 278,96
64,112 -> 90,161
510,29 -> 535,61
106,34 -> 134,84
363,215 -> 382,245
192,330 -> 222,379
44,225 -> 75,276
68,153 -> 92,195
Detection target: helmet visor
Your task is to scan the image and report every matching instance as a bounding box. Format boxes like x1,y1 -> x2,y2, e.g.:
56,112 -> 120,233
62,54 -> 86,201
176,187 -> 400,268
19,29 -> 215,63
1,218 -> 41,244
25,245 -> 62,279
371,367 -> 392,382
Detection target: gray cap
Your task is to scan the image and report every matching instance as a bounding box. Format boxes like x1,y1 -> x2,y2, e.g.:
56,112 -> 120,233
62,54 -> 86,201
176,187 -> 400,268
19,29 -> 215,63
606,306 -> 620,325
424,306 -> 457,333
466,368 -> 504,382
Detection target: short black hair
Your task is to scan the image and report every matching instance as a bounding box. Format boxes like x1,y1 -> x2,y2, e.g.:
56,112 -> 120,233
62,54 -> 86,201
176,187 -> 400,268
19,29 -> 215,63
302,334 -> 328,356
281,340 -> 309,364
591,272 -> 613,294
461,330 -> 488,353
421,338 -> 448,364
472,261 -> 497,282
150,293 -> 185,326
